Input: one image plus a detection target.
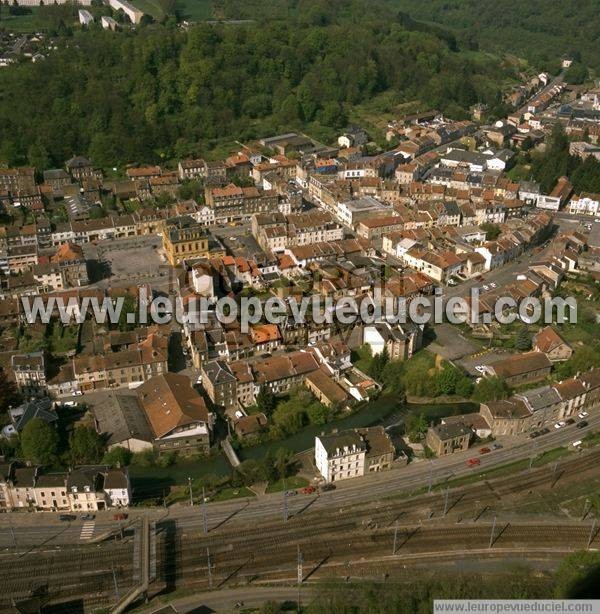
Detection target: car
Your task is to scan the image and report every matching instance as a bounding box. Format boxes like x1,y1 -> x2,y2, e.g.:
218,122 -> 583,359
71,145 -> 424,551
482,284 -> 490,291
320,483 -> 336,492
577,420 -> 589,429
73,390 -> 83,396
80,513 -> 95,521
113,513 -> 128,521
492,443 -> 503,450
448,279 -> 457,286
467,458 -> 481,467
301,486 -> 316,494
529,431 -> 540,438
476,275 -> 485,282
490,282 -> 497,289
479,447 -> 491,455
285,490 -> 297,496
59,514 -> 76,522
554,423 -> 562,429
565,418 -> 575,425
595,219 -> 600,223
475,365 -> 486,373
539,428 -> 550,435
578,411 -> 589,419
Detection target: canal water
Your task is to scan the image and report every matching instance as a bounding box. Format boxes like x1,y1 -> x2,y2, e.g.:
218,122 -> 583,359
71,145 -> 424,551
130,394 -> 476,493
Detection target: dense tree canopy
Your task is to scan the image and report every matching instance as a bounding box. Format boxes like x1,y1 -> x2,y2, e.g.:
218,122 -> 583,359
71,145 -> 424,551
0,5 -> 511,168
388,0 -> 600,73
20,418 -> 59,465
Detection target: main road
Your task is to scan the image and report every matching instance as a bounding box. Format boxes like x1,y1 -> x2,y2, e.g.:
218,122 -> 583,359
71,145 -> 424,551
1,411 -> 598,549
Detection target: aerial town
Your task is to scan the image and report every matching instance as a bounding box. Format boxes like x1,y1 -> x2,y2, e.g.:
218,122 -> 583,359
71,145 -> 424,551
0,21 -> 600,609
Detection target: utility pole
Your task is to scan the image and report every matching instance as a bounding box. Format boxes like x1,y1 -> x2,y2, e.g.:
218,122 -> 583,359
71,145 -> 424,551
207,547 -> 213,589
111,564 -> 120,603
427,461 -> 433,494
587,519 -> 597,550
202,487 -> 208,534
8,515 -> 16,551
443,486 -> 450,516
392,522 -> 398,555
297,544 -> 303,613
188,477 -> 194,506
489,516 -> 497,549
529,439 -> 537,470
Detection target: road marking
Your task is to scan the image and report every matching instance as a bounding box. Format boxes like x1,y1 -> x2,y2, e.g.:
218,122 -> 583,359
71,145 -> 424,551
80,521 -> 95,540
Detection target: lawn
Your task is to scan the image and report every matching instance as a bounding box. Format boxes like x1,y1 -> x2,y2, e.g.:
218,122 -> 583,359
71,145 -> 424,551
130,0 -> 213,21
265,475 -> 309,494
178,0 -> 213,20
0,10 -> 45,32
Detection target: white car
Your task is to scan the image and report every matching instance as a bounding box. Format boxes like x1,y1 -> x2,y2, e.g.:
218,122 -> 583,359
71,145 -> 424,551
578,411 -> 589,418
482,284 -> 490,291
554,423 -> 562,429
475,365 -> 486,373
448,279 -> 457,286
490,282 -> 497,289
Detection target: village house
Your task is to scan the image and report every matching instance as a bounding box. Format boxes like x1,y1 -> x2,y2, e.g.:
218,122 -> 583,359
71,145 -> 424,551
482,351 -> 552,386
315,426 -> 395,483
426,422 -> 472,456
137,372 -> 213,454
533,327 -> 573,362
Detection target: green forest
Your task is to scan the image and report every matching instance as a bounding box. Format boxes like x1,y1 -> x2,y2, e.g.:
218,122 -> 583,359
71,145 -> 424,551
388,0 -> 600,73
0,0 -> 513,169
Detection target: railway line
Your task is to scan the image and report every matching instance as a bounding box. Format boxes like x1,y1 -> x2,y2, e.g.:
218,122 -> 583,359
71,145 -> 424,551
1,449 -> 598,611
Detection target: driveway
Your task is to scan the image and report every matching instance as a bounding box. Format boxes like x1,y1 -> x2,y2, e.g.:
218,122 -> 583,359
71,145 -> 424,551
429,323 -> 481,360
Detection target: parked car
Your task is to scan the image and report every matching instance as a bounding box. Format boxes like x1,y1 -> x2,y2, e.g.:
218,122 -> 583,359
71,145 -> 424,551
529,431 -> 540,438
475,365 -> 486,373
467,458 -> 481,467
320,483 -> 336,492
479,447 -> 491,455
492,443 -> 503,450
565,418 -> 575,425
80,513 -> 95,521
578,411 -> 589,419
113,513 -> 128,521
577,421 -> 589,429
285,490 -> 297,496
59,514 -> 76,522
539,428 -> 550,435
301,486 -> 316,494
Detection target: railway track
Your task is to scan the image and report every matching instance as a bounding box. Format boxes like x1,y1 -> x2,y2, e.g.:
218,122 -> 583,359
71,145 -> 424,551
1,448 -> 598,610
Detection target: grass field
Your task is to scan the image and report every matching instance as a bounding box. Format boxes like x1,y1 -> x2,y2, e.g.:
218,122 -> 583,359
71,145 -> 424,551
130,0 -> 213,21
0,10 -> 46,32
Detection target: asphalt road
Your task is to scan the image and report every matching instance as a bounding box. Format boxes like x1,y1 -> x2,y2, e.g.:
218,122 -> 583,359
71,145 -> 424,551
1,411 -> 598,549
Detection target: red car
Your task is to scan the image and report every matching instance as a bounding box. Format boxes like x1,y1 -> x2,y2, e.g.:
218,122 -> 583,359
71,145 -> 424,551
467,458 -> 481,467
301,485 -> 316,494
113,513 -> 128,521
479,447 -> 491,455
